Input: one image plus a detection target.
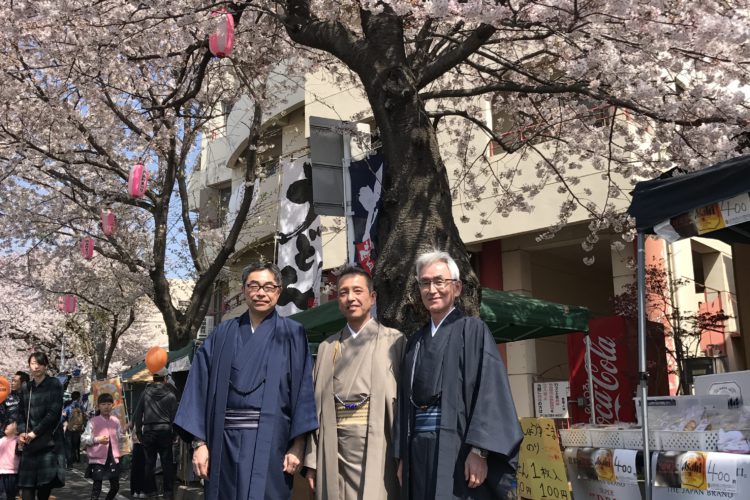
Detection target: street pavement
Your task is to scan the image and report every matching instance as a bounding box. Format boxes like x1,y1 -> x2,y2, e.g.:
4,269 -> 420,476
49,460 -> 132,500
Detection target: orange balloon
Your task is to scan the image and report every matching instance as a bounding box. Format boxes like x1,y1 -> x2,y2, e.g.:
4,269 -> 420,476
145,347 -> 168,374
0,376 -> 9,405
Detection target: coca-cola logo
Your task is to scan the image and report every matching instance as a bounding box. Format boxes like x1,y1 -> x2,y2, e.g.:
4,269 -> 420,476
587,336 -> 622,423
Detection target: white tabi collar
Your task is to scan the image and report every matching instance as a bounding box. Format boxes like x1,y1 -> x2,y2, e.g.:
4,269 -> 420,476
347,317 -> 373,339
431,307 -> 455,337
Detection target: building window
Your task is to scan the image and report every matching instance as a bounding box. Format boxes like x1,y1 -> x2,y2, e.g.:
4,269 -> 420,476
692,249 -> 706,294
258,128 -> 282,176
217,186 -> 232,225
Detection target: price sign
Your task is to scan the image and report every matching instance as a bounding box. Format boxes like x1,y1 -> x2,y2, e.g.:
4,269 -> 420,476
706,453 -> 738,492
517,417 -> 570,500
614,449 -> 639,484
721,193 -> 750,228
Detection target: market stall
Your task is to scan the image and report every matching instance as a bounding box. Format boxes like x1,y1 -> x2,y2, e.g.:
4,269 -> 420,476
559,155 -> 750,500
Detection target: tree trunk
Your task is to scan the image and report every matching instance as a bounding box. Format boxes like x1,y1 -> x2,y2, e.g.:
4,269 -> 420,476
282,5 -> 480,334
363,71 -> 480,334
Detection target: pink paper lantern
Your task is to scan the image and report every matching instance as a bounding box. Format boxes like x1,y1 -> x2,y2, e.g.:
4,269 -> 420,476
80,237 -> 95,260
128,163 -> 149,198
209,10 -> 234,58
57,295 -> 77,314
101,209 -> 117,236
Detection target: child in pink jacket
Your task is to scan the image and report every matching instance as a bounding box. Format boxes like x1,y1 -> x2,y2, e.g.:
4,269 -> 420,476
81,393 -> 122,500
0,419 -> 20,500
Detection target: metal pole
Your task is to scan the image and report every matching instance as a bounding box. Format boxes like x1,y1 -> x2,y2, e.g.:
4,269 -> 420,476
584,334 -> 596,423
60,335 -> 65,374
637,232 -> 652,500
342,132 -> 354,264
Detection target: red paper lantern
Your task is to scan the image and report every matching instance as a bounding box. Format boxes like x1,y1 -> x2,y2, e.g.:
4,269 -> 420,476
145,346 -> 168,374
101,209 -> 116,236
128,163 -> 149,198
0,376 -> 9,404
80,237 -> 95,260
57,295 -> 77,314
209,10 -> 234,58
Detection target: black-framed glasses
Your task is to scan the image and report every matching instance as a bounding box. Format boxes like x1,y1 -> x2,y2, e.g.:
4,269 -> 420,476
244,282 -> 281,293
416,278 -> 457,290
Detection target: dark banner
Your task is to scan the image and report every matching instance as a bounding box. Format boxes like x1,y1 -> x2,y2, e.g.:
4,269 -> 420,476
349,153 -> 385,274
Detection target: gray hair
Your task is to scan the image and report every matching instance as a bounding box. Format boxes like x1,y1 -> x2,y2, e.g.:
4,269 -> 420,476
242,262 -> 282,286
415,250 -> 460,280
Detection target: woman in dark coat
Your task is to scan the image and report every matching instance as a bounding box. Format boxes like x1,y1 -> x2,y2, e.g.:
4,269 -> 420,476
16,352 -> 65,500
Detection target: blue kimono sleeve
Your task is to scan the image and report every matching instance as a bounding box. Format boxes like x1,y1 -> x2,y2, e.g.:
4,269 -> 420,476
288,322 -> 318,441
174,335 -> 213,443
462,317 -> 523,462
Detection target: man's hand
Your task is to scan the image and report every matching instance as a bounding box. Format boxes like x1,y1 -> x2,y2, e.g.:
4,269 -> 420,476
283,436 -> 305,475
192,444 -> 209,480
97,435 -> 110,444
397,460 -> 403,487
464,452 -> 488,488
19,433 -> 29,444
305,468 -> 316,491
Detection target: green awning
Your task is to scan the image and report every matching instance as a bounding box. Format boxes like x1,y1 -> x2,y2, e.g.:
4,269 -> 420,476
291,288 -> 589,343
120,341 -> 196,383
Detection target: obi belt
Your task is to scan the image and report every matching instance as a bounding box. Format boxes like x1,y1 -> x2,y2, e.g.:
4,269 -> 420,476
224,408 -> 261,430
335,400 -> 370,427
414,405 -> 441,433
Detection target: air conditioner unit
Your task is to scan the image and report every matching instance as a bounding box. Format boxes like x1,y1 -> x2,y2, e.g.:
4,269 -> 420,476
197,316 -> 216,341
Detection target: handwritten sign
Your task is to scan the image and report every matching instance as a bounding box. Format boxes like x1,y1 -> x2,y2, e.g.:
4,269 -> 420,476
652,451 -> 750,500
706,453 -> 738,492
517,417 -> 570,500
565,448 -> 643,500
720,193 -> 750,228
614,449 -> 639,484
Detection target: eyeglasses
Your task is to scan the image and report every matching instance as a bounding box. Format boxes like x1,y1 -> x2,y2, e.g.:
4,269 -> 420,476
416,278 -> 457,290
244,282 -> 281,293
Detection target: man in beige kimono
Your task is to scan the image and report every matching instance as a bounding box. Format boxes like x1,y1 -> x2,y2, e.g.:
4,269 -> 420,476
304,266 -> 406,500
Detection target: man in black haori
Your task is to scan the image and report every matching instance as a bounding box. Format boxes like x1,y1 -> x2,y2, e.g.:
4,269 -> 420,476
395,250 -> 522,500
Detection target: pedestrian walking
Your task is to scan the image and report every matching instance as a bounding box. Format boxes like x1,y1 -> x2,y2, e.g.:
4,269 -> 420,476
133,368 -> 178,499
0,420 -> 20,500
16,351 -> 65,500
63,391 -> 85,466
81,393 -> 122,500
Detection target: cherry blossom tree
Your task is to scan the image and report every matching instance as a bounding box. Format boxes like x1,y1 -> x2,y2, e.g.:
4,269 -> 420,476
0,255 -> 150,378
1,1 -> 748,338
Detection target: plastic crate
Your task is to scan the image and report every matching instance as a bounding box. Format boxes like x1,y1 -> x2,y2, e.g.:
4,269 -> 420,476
620,429 -> 659,450
559,428 -> 592,448
589,429 -> 623,449
654,430 -> 719,451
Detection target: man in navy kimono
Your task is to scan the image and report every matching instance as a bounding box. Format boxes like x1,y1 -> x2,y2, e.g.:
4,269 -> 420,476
174,262 -> 318,500
395,251 -> 523,500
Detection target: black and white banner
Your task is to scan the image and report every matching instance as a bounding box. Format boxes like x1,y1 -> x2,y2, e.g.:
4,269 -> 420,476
277,158 -> 323,316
